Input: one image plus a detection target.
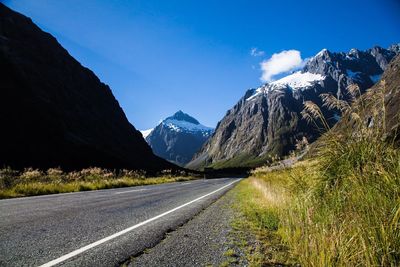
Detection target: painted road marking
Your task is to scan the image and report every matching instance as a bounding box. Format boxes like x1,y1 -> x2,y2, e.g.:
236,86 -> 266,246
114,189 -> 148,195
115,181 -> 192,195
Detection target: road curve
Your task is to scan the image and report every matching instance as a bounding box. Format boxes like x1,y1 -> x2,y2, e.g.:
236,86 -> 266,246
0,178 -> 240,267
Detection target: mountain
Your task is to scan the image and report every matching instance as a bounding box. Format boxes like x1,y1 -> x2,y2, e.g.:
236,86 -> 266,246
187,45 -> 400,169
141,129 -> 154,139
144,111 -> 214,166
0,4 -> 175,172
383,56 -> 400,143
333,54 -> 400,143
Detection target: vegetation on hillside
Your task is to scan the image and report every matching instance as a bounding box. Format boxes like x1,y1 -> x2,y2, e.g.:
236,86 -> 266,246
233,80 -> 400,266
0,168 -> 194,199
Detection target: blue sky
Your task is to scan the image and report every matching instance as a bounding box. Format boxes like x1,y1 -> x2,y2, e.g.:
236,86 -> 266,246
3,0 -> 400,130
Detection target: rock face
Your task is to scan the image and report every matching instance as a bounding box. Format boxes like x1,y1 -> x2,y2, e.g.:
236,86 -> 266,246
188,45 -> 400,169
342,54 -> 400,141
144,111 -> 213,166
0,4 -> 175,172
382,55 -> 400,141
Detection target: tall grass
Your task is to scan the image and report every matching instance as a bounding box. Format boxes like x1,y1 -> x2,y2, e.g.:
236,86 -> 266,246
0,167 -> 195,198
235,80 -> 400,266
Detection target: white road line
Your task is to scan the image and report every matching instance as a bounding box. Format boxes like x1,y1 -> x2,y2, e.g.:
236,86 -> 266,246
114,189 -> 148,195
38,179 -> 241,267
115,181 -> 192,195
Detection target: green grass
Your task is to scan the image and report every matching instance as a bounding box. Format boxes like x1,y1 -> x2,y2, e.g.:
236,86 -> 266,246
0,168 -> 195,198
209,153 -> 276,169
231,168 -> 296,266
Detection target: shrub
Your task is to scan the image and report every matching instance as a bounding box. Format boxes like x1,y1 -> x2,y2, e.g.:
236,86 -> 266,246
20,168 -> 43,181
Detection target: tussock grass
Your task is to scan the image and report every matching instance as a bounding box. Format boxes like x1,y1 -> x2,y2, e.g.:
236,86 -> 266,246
234,80 -> 400,266
0,167 -> 195,198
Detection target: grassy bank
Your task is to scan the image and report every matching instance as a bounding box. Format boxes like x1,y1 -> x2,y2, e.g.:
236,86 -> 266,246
233,81 -> 400,266
0,168 -> 195,199
234,152 -> 400,266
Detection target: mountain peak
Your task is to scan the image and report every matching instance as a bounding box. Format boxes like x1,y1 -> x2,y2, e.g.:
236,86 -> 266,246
145,111 -> 214,166
388,43 -> 400,53
315,48 -> 330,58
166,110 -> 200,125
189,45 -> 400,169
349,48 -> 360,54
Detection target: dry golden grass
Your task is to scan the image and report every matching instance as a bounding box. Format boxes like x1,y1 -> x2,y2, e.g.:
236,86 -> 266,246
0,167 -> 195,198
233,80 -> 400,266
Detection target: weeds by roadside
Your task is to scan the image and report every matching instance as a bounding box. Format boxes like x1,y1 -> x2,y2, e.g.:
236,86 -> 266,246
0,167 -> 195,198
233,80 -> 400,266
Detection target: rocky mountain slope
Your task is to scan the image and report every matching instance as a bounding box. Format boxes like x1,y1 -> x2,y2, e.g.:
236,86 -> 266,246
0,4 -> 175,172
334,54 -> 400,143
144,111 -> 213,166
383,56 -> 400,142
188,45 -> 400,169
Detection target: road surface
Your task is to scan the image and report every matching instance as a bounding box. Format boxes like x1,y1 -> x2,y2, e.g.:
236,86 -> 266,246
0,178 -> 240,266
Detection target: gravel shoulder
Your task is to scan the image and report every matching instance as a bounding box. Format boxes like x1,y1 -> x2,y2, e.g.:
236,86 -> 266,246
126,186 -> 247,267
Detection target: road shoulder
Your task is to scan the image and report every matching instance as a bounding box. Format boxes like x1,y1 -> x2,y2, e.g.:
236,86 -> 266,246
125,186 -> 247,267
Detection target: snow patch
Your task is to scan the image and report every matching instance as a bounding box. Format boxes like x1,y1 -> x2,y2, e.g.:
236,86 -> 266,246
140,129 -> 153,138
316,48 -> 328,57
162,119 -> 213,136
246,72 -> 325,101
270,71 -> 325,89
246,87 -> 265,101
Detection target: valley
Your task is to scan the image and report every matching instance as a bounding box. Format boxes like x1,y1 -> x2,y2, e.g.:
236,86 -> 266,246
0,1 -> 399,267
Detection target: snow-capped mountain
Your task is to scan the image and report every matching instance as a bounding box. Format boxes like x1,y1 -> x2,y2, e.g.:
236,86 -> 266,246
187,44 -> 399,169
144,111 -> 214,166
140,129 -> 153,139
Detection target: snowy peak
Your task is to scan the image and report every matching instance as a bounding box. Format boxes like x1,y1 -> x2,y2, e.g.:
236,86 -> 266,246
140,129 -> 153,138
246,71 -> 325,100
189,45 -> 400,169
315,48 -> 331,58
246,44 -> 399,102
389,43 -> 400,53
142,111 -> 213,138
165,110 -> 200,125
161,111 -> 213,136
162,119 -> 213,135
144,111 -> 214,166
270,71 -> 325,89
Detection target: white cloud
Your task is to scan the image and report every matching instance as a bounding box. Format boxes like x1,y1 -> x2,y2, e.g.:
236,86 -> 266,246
250,47 -> 265,57
260,50 -> 305,82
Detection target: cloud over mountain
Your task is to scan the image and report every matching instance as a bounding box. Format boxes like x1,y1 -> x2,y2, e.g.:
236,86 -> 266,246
260,50 -> 305,82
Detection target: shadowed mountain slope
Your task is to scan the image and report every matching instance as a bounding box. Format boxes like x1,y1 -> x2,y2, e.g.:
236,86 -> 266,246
0,4 -> 175,172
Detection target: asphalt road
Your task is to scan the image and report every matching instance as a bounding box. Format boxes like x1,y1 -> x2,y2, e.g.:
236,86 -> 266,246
0,178 -> 240,267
